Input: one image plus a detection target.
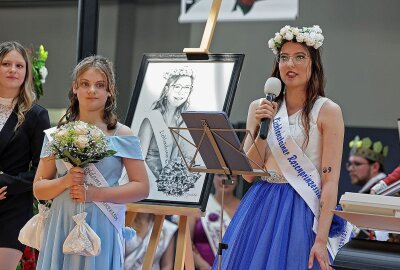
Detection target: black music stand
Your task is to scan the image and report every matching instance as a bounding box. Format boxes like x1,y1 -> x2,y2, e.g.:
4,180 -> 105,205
170,111 -> 269,270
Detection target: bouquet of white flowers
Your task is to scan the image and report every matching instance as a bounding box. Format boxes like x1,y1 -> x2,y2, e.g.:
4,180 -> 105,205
49,121 -> 116,167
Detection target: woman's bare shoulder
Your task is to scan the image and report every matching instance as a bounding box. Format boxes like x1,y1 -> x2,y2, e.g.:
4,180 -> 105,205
319,99 -> 343,125
115,123 -> 134,136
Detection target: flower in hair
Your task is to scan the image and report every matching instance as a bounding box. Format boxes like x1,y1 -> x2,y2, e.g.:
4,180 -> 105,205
163,66 -> 195,80
268,25 -> 324,54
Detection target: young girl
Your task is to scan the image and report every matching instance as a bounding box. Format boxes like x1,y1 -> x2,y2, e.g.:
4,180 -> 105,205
0,41 -> 50,270
214,25 -> 350,270
33,55 -> 149,270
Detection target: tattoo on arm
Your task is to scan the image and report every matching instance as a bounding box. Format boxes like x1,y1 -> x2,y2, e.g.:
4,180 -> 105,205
322,167 -> 332,173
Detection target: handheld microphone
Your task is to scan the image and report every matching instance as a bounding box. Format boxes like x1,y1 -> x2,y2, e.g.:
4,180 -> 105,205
259,77 -> 282,140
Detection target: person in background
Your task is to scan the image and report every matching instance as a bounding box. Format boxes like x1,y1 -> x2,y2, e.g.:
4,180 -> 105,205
0,41 -> 50,270
124,212 -> 177,270
33,55 -> 149,270
190,174 -> 240,270
346,135 -> 389,241
371,165 -> 400,194
346,136 -> 388,194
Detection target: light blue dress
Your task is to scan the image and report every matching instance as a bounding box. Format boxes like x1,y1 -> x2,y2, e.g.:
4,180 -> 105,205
36,135 -> 143,270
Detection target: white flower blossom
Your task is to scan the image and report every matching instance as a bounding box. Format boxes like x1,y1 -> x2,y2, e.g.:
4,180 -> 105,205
274,33 -> 282,43
39,66 -> 48,84
284,32 -> 294,41
76,135 -> 89,149
55,129 -> 67,138
268,38 -> 275,49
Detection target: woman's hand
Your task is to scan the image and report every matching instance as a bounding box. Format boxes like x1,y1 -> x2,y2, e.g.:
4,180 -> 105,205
62,167 -> 85,189
308,240 -> 331,270
0,186 -> 7,200
69,184 -> 96,203
254,99 -> 278,125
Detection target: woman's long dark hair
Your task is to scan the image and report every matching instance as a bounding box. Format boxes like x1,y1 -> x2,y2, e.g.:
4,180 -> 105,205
59,55 -> 118,129
271,41 -> 325,148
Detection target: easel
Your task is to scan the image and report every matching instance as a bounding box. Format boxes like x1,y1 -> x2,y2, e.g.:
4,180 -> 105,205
125,2 -> 226,269
125,203 -> 200,270
183,0 -> 222,54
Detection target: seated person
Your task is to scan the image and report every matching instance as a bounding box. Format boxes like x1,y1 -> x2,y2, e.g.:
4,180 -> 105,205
124,213 -> 177,270
347,136 -> 388,193
346,136 -> 389,241
189,174 -> 240,270
371,165 -> 400,194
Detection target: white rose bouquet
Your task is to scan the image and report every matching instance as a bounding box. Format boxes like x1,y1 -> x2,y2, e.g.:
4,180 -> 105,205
49,121 -> 116,167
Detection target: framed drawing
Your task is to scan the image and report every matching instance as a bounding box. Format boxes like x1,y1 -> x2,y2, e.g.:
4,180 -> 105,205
125,53 -> 244,210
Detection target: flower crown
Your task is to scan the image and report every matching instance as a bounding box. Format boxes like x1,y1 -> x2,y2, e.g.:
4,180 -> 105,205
349,135 -> 389,164
268,25 -> 324,55
163,66 -> 195,81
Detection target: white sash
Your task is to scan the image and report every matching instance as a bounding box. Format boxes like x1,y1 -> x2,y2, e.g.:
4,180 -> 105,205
201,196 -> 231,255
83,164 -> 126,264
146,110 -> 174,167
266,100 -> 351,258
44,127 -> 126,264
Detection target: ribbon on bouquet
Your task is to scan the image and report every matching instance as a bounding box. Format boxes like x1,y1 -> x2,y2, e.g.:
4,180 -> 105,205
266,98 -> 352,258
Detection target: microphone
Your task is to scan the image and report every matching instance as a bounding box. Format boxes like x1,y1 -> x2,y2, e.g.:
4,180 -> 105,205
259,77 -> 282,140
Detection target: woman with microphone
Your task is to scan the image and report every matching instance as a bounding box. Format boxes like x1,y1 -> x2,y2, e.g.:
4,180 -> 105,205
213,25 -> 350,270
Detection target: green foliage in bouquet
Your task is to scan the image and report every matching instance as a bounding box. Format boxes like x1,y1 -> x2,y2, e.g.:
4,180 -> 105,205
32,45 -> 48,100
49,121 -> 117,167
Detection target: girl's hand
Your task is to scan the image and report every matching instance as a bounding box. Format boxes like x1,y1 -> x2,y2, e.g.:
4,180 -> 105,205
255,99 -> 278,125
308,241 -> 331,270
69,184 -> 95,203
63,167 -> 85,189
0,186 -> 7,200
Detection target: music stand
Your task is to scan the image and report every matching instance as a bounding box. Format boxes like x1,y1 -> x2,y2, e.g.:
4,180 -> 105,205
170,111 -> 269,270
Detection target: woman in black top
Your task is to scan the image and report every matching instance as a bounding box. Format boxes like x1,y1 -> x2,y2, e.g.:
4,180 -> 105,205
0,41 -> 50,270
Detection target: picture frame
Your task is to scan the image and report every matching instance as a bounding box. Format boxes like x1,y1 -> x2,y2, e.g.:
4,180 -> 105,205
125,53 -> 244,210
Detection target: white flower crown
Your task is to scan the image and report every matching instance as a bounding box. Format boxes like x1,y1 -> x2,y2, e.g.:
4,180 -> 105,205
163,66 -> 195,80
268,25 -> 324,55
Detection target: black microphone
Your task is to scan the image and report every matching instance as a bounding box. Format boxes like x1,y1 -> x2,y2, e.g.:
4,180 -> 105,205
259,77 -> 282,140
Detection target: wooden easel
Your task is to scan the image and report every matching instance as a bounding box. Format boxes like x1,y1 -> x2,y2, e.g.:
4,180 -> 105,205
126,203 -> 202,270
183,0 -> 222,54
125,2 -> 224,269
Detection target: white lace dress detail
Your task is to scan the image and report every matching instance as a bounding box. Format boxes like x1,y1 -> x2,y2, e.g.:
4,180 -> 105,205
0,97 -> 16,132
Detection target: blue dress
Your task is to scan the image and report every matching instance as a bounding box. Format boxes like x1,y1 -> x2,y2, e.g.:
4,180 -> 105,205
212,181 -> 319,270
37,136 -> 143,270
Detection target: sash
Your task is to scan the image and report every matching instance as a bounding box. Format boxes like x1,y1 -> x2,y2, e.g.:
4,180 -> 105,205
83,164 -> 126,264
266,99 -> 352,258
44,127 -> 126,264
145,110 -> 174,167
201,196 -> 231,255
